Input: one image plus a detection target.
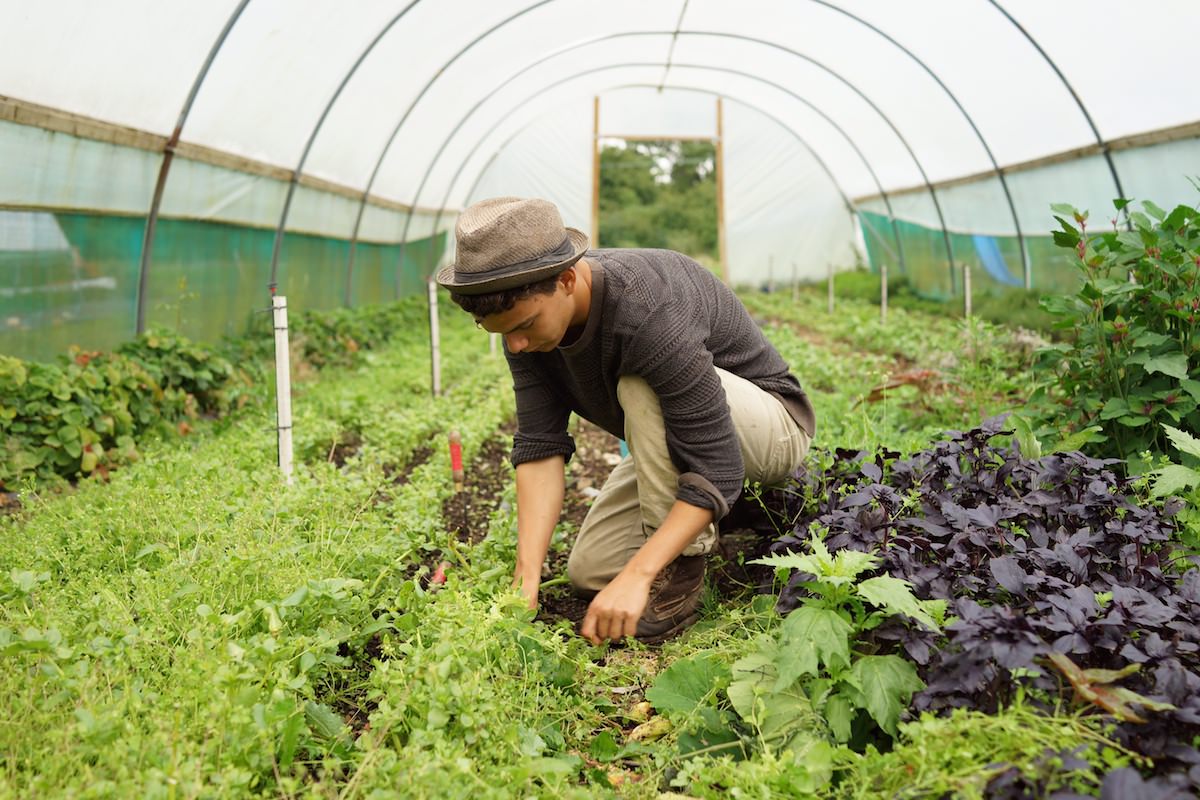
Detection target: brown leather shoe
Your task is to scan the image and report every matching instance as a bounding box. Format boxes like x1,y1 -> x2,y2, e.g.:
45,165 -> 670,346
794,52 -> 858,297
635,555 -> 706,644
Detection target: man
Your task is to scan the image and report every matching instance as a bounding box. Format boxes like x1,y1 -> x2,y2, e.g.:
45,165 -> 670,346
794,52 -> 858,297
437,197 -> 815,645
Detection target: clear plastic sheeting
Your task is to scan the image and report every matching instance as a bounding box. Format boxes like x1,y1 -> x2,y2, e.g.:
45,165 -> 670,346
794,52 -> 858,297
723,98 -> 857,287
467,101 -> 593,233
1,1 -> 1198,360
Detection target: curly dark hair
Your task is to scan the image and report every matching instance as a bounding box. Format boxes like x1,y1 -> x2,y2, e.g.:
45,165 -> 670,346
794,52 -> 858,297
449,272 -> 564,318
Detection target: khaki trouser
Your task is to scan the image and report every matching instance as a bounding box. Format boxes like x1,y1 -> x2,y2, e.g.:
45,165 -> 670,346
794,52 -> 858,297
566,368 -> 811,593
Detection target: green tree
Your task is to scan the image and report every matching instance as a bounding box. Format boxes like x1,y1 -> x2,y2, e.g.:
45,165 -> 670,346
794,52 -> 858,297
598,140 -> 717,260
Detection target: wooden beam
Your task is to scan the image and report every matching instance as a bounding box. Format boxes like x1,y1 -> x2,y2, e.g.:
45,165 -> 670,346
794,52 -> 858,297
591,95 -> 601,248
606,134 -> 717,142
715,97 -> 729,284
853,117 -> 1200,204
0,94 -> 443,215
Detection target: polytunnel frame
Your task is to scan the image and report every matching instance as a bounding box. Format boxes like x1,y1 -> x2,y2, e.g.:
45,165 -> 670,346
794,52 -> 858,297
389,53 -> 911,304
134,0 -> 250,335
130,0 -> 1133,331
986,0 -> 1127,205
411,63 -> 905,296
386,28 -> 960,286
266,0 -> 423,295
336,0 -> 560,298
446,82 -> 899,279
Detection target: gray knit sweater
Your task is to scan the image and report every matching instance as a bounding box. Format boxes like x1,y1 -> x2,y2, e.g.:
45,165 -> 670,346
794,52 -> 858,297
506,248 -> 816,519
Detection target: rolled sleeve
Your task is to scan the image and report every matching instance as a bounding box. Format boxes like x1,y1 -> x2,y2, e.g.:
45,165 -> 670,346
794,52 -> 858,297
506,349 -> 574,467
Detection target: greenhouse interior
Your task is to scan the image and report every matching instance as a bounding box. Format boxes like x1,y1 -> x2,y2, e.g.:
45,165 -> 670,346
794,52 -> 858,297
2,1 -> 1199,797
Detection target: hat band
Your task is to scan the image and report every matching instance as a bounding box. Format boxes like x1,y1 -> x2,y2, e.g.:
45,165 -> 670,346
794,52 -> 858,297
451,236 -> 575,286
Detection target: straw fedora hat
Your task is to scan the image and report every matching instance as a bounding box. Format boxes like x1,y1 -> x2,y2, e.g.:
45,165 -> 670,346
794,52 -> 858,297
436,197 -> 589,295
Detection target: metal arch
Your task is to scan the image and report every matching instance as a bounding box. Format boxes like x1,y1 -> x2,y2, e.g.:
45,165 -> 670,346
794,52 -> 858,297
340,0 -> 557,301
807,1 -> 1029,287
400,57 -> 908,295
658,0 -> 691,92
441,80 -> 891,284
267,0 -> 423,295
986,0 -> 1128,212
385,29 -> 946,293
134,0 -> 252,335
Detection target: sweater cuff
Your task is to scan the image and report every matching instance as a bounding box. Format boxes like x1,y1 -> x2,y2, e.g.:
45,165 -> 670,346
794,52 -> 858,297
677,472 -> 733,520
511,431 -> 575,467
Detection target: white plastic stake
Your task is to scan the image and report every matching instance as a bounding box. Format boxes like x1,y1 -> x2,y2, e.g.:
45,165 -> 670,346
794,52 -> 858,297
963,264 -> 973,318
428,279 -> 442,397
880,260 -> 888,325
490,332 -> 498,355
271,295 -> 294,486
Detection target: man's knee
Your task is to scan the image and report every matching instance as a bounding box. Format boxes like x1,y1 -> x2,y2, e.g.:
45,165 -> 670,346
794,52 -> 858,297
566,544 -> 605,594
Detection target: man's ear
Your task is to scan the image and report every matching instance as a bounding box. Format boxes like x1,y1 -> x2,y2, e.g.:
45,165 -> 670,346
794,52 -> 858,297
559,266 -> 576,293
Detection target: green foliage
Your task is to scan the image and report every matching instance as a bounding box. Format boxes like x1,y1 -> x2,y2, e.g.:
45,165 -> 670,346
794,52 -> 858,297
833,700 -> 1140,799
751,534 -> 943,741
1027,198 -> 1200,469
646,534 -> 942,798
1,282 -> 1123,797
598,140 -> 718,258
0,344 -> 214,489
740,289 -> 1038,456
816,267 -> 1060,336
1147,424 -> 1200,554
0,299 -> 429,490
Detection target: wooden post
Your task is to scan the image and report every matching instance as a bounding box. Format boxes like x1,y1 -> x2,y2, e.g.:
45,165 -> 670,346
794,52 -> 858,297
428,279 -> 441,397
271,295 -> 294,486
591,96 -> 601,247
827,263 -> 835,314
963,264 -> 973,318
715,97 -> 729,284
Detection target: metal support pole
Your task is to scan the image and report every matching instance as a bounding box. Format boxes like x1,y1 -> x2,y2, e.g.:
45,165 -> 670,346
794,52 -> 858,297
134,0 -> 250,334
272,296 -> 294,486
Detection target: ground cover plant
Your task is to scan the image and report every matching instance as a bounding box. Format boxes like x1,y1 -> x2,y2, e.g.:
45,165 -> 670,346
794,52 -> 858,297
766,414 -> 1200,794
3,285 -> 1189,797
810,267 -> 1059,337
0,298 -> 430,492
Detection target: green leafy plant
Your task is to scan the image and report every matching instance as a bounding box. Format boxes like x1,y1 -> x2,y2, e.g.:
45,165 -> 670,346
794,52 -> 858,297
1147,423 -> 1200,554
749,534 -> 944,745
1029,198 -> 1200,468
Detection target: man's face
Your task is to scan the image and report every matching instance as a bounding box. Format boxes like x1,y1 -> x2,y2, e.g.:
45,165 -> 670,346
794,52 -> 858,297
477,282 -> 574,354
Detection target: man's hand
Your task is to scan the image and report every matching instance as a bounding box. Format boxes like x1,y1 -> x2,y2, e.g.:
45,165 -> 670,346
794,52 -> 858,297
579,569 -> 655,645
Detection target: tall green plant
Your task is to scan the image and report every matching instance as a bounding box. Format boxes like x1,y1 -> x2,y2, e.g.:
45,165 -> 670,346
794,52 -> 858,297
750,535 -> 943,746
1030,198 -> 1200,467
